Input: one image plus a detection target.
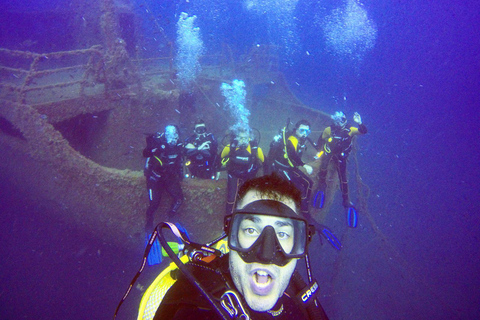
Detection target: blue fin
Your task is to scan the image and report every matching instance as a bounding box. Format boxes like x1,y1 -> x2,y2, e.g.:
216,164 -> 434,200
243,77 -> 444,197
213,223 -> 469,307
319,225 -> 342,251
312,190 -> 325,209
174,223 -> 191,241
145,233 -> 162,266
347,206 -> 358,228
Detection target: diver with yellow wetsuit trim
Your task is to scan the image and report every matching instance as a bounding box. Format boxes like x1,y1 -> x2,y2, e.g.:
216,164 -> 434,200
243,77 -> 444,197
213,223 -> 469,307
219,129 -> 265,215
312,111 -> 367,228
268,120 -> 314,216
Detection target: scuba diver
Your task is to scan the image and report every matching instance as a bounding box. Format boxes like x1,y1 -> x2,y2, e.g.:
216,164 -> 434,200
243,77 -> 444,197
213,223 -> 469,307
267,120 -> 314,216
184,119 -> 218,179
312,111 -> 367,228
113,174 -> 341,320
143,125 -> 184,231
149,173 -> 330,319
219,128 -> 265,215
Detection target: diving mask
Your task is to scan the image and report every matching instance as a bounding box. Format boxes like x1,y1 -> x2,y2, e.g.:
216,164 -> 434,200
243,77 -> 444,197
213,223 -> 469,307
332,111 -> 347,128
225,200 -> 314,266
236,134 -> 250,147
299,128 -> 311,136
194,124 -> 206,135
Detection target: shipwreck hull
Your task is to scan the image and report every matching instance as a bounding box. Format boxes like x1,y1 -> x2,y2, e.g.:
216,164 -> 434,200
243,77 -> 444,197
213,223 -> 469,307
0,45 -> 336,249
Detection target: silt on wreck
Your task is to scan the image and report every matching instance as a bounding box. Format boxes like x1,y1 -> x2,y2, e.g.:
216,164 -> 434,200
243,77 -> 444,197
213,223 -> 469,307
0,2 -> 339,249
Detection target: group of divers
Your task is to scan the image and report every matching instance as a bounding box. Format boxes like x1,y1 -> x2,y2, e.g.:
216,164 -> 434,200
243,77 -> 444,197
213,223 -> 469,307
115,110 -> 367,320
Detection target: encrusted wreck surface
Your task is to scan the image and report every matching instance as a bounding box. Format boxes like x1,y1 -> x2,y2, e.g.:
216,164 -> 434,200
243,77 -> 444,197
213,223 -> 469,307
0,45 -> 335,248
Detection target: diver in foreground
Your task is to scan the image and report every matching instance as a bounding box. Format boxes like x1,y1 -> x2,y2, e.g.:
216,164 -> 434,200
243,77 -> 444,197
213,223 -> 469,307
312,111 -> 367,228
136,173 -> 329,320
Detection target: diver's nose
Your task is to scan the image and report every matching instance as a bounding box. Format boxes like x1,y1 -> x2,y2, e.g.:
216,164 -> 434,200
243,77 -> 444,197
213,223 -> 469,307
256,226 -> 276,264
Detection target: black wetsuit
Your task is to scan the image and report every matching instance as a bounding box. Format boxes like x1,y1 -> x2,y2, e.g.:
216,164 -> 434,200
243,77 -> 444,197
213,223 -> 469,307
316,123 -> 367,207
220,140 -> 264,215
185,132 -> 218,179
143,133 -> 184,230
154,254 -> 329,320
269,134 -> 313,216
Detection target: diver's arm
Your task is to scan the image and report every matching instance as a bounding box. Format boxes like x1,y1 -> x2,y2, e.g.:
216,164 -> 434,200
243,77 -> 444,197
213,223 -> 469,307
184,134 -> 199,156
185,144 -> 199,157
349,124 -> 368,136
358,123 -> 367,134
351,112 -> 367,135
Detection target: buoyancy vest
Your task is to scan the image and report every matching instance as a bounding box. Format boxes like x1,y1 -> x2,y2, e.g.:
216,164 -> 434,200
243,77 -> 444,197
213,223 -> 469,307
270,132 -> 306,169
138,237 -> 328,320
223,140 -> 261,177
185,133 -> 217,163
323,126 -> 353,158
153,255 -> 322,320
144,133 -> 183,176
138,239 -> 230,320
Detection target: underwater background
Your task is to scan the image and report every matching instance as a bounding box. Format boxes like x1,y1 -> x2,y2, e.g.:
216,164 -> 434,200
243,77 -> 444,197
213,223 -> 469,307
0,0 -> 479,319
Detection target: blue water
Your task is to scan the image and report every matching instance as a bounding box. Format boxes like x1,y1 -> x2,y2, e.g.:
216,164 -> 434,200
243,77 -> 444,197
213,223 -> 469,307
1,0 -> 479,319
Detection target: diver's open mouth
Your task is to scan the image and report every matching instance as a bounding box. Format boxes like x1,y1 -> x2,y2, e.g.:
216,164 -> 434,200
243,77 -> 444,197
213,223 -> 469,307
250,270 -> 275,295
254,270 -> 272,286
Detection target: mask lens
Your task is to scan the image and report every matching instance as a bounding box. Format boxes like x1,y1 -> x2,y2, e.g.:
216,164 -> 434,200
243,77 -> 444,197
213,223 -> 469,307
237,135 -> 249,146
195,125 -> 206,134
228,213 -> 308,259
332,112 -> 347,127
299,128 -> 311,136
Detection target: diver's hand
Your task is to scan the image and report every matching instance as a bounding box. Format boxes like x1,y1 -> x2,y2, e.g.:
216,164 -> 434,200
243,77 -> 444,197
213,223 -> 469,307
353,112 -> 362,125
215,171 -> 221,180
198,141 -> 211,150
303,164 -> 313,175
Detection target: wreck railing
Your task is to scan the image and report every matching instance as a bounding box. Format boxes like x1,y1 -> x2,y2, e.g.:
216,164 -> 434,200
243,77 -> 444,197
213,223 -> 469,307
0,45 -> 104,105
0,42 -> 282,107
131,43 -> 236,80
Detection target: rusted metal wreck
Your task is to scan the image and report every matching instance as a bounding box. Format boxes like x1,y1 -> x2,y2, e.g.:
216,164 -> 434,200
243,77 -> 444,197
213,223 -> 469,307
0,2 -> 342,249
